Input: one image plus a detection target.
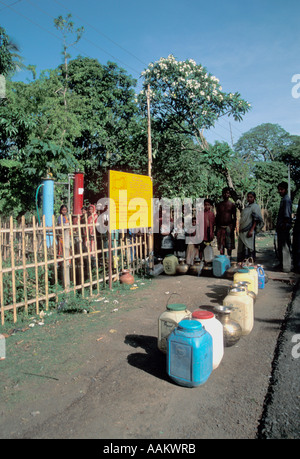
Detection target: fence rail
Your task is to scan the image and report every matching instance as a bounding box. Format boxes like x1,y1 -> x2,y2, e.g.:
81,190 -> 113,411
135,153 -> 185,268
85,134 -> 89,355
0,215 -> 150,325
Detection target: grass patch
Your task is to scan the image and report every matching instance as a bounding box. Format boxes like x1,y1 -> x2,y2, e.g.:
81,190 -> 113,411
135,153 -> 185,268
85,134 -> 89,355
0,275 -> 152,410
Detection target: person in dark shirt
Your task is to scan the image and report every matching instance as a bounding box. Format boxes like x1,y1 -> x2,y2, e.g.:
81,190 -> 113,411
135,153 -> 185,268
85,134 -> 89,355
276,181 -> 292,272
216,187 -> 236,258
292,198 -> 300,273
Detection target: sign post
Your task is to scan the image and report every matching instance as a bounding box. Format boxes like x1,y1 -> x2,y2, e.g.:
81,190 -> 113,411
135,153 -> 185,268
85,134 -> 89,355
108,170 -> 153,288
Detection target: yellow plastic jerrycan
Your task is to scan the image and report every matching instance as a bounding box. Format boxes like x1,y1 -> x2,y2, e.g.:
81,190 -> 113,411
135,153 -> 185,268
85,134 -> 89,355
223,287 -> 254,335
247,266 -> 258,295
163,255 -> 179,275
158,303 -> 191,353
233,269 -> 255,296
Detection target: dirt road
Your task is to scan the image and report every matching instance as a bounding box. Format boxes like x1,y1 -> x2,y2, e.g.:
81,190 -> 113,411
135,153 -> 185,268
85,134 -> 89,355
0,245 -> 298,439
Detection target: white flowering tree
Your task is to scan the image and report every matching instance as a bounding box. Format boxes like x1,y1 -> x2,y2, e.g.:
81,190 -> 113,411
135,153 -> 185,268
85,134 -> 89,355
139,55 -> 251,150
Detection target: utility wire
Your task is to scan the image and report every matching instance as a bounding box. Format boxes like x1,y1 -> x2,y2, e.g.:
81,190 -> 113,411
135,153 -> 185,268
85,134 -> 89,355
25,0 -> 142,77
215,119 -> 247,141
52,0 -> 148,67
0,0 -> 78,47
0,0 -> 22,12
0,0 -> 247,146
0,0 -> 143,78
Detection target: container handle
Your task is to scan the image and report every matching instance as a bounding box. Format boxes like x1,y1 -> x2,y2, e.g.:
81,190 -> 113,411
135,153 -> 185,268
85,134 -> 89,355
166,292 -> 181,307
242,257 -> 254,267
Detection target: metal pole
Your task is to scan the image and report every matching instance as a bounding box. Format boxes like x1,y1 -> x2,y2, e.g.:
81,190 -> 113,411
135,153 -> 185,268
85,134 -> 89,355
108,171 -> 112,289
146,85 -> 154,270
147,85 -> 152,178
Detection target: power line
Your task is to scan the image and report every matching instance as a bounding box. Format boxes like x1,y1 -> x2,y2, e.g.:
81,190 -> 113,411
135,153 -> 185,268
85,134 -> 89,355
52,0 -> 148,68
0,0 -> 68,44
216,119 -> 248,141
0,0 -> 22,12
25,0 -> 142,77
0,0 -> 143,78
203,127 -> 231,144
0,0 -> 253,144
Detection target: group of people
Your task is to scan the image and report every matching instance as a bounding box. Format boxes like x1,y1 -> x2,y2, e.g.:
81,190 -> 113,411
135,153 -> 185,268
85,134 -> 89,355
275,181 -> 294,273
156,181 -> 298,273
234,180 -> 297,273
56,203 -> 107,258
155,189 -> 238,264
56,179 -> 298,274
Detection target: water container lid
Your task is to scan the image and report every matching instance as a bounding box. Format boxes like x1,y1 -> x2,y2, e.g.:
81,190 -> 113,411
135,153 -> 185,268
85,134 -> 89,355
178,319 -> 203,331
192,310 -> 214,320
167,303 -> 187,311
238,268 -> 249,273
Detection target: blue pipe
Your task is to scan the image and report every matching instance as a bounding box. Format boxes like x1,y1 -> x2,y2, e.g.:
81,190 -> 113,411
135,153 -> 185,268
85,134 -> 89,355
42,178 -> 54,227
42,178 -> 54,247
35,184 -> 44,225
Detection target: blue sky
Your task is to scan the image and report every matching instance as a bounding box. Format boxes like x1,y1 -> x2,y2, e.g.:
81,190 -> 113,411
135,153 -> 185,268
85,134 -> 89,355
1,0 -> 300,146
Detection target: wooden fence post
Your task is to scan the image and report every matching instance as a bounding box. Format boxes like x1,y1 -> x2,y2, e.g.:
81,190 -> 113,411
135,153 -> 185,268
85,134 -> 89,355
61,215 -> 70,291
92,217 -> 100,294
0,217 -> 4,325
42,215 -> 49,311
32,216 -> 39,315
21,216 -> 28,315
52,215 -> 58,302
78,216 -> 85,298
69,215 -> 76,295
9,216 -> 17,322
85,215 -> 93,296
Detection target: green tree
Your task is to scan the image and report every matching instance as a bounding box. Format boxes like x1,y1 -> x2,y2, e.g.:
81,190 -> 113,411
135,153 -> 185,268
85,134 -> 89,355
53,14 -> 84,145
139,55 -> 251,150
253,161 -> 289,220
65,57 -> 142,201
0,27 -> 25,77
233,123 -> 298,223
138,55 -> 251,193
234,123 -> 290,162
280,135 -> 300,199
0,79 -> 79,217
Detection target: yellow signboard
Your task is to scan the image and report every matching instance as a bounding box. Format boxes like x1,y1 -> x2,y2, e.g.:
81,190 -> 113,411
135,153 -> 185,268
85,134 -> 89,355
109,170 -> 153,231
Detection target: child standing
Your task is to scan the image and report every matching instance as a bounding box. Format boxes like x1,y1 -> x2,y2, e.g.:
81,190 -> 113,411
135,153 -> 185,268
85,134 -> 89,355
185,216 -> 199,265
172,218 -> 186,258
199,199 -> 215,260
57,205 -> 69,258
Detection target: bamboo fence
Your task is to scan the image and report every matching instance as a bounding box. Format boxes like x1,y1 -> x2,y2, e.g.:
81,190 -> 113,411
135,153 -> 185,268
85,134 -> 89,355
0,215 -> 149,325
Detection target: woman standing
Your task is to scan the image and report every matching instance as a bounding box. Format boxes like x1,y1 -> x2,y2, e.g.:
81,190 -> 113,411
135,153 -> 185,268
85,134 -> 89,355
57,205 -> 69,258
199,199 -> 215,260
237,192 -> 264,262
86,204 -> 100,270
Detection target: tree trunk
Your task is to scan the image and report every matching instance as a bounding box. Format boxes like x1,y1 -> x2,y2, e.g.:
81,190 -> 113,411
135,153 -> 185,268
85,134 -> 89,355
225,167 -> 234,189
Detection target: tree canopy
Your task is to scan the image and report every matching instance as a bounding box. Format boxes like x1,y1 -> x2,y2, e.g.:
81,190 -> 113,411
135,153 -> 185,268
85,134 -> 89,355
234,123 -> 291,162
139,55 -> 251,149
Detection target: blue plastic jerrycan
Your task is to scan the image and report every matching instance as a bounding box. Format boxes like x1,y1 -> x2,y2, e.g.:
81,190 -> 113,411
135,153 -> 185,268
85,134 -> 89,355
167,319 -> 213,387
257,265 -> 265,289
213,255 -> 231,277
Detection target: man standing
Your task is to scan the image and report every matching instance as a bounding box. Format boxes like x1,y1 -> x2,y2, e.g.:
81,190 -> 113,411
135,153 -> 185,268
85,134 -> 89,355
276,181 -> 292,272
216,187 -> 236,258
292,197 -> 300,273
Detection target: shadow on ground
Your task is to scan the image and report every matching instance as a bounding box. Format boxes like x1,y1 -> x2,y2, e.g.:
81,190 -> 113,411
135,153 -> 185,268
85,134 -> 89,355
125,334 -> 170,382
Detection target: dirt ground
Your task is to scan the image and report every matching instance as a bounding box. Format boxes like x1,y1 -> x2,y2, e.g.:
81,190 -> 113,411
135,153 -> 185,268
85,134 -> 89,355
0,236 -> 299,439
